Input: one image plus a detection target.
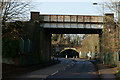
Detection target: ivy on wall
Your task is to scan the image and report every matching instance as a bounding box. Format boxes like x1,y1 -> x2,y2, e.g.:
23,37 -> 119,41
2,37 -> 20,59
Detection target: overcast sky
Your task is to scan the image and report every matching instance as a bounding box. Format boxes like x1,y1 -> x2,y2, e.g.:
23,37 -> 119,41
30,0 -> 108,2
28,0 -> 120,17
31,2 -> 103,16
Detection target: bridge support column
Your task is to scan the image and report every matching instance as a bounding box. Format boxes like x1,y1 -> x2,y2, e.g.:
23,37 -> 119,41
31,12 -> 51,63
39,31 -> 52,62
32,26 -> 52,63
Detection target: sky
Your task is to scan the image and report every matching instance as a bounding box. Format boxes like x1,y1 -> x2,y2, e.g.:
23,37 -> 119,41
30,0 -> 108,2
21,0 -> 120,19
30,2 -> 104,16
28,0 -> 120,17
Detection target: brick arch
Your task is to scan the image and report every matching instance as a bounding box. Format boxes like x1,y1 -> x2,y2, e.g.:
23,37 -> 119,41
60,48 -> 79,53
59,48 -> 79,58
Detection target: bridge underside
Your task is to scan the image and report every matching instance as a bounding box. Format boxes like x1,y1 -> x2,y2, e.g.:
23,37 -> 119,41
44,28 -> 102,34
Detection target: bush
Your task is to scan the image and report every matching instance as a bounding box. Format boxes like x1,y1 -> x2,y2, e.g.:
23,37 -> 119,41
116,70 -> 120,77
2,37 -> 20,59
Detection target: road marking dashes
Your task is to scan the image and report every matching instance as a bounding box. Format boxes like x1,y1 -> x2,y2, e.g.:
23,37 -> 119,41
51,71 -> 58,76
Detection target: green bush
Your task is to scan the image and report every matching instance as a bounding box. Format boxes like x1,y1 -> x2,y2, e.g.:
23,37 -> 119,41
117,70 -> 120,77
2,37 -> 20,59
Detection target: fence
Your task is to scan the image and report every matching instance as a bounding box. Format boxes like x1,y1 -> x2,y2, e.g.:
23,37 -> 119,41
19,38 -> 32,53
103,52 -> 119,67
16,38 -> 34,66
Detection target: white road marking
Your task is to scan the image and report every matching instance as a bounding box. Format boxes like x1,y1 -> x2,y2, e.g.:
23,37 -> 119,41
51,71 -> 58,76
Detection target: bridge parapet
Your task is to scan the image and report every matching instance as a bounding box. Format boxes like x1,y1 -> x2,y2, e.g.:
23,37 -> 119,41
40,14 -> 103,29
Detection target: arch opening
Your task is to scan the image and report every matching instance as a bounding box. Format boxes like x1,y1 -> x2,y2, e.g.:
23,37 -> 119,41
59,49 -> 79,58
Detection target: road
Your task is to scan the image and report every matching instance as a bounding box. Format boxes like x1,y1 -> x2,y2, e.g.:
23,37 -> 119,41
46,58 -> 99,80
3,58 -> 99,80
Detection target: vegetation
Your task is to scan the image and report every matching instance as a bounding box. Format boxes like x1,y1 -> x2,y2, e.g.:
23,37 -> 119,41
1,0 -> 32,61
2,37 -> 20,59
51,34 -> 82,45
103,0 -> 120,52
81,34 -> 99,54
1,0 -> 31,22
94,0 -> 120,66
1,0 -> 32,38
116,70 -> 120,77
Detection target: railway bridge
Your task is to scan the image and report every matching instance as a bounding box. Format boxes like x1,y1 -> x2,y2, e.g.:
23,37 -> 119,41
20,12 -> 105,65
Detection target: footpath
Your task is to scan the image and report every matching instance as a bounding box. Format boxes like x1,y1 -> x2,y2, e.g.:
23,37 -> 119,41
2,58 -> 75,80
97,62 -> 118,80
2,60 -> 60,79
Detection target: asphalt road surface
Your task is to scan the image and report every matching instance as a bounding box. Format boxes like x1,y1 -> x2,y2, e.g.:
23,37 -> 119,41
46,58 -> 99,80
3,58 -> 99,80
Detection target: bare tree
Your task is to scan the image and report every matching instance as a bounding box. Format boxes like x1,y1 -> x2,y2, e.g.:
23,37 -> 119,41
0,0 -> 32,38
103,0 -> 120,24
1,0 -> 31,22
103,0 -> 120,50
98,0 -> 120,64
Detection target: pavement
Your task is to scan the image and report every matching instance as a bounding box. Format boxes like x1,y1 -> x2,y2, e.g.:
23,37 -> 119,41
96,62 -> 118,80
2,59 -> 60,79
18,59 -> 75,79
